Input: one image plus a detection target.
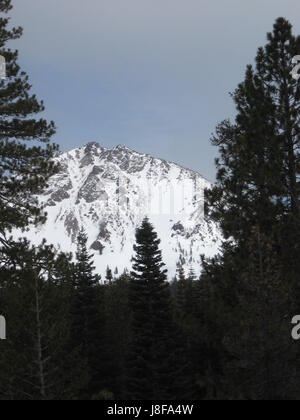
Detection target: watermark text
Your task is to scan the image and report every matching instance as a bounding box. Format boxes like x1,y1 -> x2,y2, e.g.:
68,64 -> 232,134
291,56 -> 300,81
0,315 -> 6,340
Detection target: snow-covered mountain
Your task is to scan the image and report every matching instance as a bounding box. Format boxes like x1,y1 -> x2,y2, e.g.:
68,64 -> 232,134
19,142 -> 221,278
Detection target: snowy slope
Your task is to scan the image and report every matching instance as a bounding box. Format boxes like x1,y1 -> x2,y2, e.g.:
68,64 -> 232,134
17,142 -> 221,279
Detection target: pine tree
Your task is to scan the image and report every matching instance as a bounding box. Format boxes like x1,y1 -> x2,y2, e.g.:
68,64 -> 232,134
175,265 -> 189,320
206,18 -> 300,283
103,274 -> 131,399
0,0 -> 58,244
221,228 -> 294,400
0,240 -> 86,400
71,229 -> 105,399
202,18 -> 300,399
105,266 -> 113,284
174,265 -> 198,326
177,264 -> 186,282
172,265 -> 202,400
127,218 -> 177,400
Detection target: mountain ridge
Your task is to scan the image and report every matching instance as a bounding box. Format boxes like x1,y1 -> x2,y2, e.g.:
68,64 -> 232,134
17,143 -> 222,279
60,141 -> 212,183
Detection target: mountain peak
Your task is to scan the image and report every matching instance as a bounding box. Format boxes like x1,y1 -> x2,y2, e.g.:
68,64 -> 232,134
19,144 -> 222,279
84,141 -> 103,151
113,144 -> 134,153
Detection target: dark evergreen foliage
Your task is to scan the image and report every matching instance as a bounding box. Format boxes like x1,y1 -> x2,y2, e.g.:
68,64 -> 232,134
71,229 -> 106,398
126,218 -> 179,400
0,240 -> 86,400
0,0 -> 58,244
202,17 -> 300,399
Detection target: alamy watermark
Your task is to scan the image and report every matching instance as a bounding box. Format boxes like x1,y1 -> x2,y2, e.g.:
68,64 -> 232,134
0,316 -> 6,340
291,56 -> 300,81
290,59 -> 300,340
0,55 -> 6,79
0,56 -> 7,340
291,316 -> 300,341
113,174 -> 205,220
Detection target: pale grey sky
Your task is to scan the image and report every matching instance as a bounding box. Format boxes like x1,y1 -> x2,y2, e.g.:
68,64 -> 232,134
10,0 -> 300,179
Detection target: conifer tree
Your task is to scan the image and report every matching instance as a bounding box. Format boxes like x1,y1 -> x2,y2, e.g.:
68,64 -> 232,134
0,240 -> 85,400
175,265 -> 189,321
103,274 -> 131,399
206,18 -> 300,283
106,266 -> 113,283
202,18 -> 300,399
174,266 -> 198,326
127,218 -> 177,400
177,264 -> 186,282
172,265 -> 202,399
221,228 -> 295,399
71,229 -> 105,399
0,0 -> 58,244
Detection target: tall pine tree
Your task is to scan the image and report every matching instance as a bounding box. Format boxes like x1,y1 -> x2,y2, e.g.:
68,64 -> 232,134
206,18 -> 300,283
127,218 -> 178,400
0,0 -> 58,245
71,229 -> 106,399
202,18 -> 300,399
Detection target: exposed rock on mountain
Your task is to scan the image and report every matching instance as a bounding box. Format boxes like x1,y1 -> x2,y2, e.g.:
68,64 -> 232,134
19,143 -> 222,278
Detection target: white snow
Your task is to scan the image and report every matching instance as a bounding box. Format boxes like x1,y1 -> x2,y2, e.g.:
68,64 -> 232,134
14,143 -> 222,279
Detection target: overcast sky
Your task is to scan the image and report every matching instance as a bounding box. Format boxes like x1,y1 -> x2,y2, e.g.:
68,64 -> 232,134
10,0 -> 300,179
